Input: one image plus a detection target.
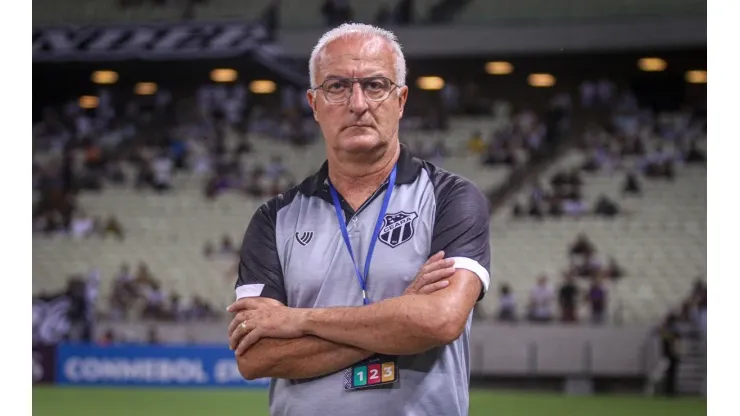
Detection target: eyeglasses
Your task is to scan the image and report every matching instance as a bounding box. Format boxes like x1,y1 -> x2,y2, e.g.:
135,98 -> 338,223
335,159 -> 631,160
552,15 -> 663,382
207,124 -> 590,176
312,76 -> 400,103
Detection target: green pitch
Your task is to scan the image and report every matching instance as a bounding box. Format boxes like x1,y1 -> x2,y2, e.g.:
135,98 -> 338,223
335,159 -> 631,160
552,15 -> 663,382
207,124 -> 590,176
33,387 -> 706,416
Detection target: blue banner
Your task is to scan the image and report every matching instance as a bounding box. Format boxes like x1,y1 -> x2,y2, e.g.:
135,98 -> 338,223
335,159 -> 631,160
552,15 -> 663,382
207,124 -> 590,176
56,344 -> 270,388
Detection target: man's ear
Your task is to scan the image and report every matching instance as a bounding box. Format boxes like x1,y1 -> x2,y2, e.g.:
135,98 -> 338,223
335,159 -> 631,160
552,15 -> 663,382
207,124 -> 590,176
398,85 -> 409,119
306,90 -> 319,121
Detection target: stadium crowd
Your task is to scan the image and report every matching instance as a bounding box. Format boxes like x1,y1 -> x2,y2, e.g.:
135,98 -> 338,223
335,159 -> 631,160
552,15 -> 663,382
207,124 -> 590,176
487,80 -> 705,326
32,81 -> 312,235
33,48 -> 704,333
106,262 -> 220,322
493,233 -> 622,325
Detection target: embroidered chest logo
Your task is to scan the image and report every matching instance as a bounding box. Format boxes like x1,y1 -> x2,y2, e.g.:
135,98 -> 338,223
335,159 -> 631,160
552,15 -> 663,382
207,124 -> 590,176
378,211 -> 418,248
295,232 -> 314,246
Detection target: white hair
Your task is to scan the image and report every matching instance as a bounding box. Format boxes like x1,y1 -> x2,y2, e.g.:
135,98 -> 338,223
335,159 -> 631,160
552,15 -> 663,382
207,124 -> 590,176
308,23 -> 407,90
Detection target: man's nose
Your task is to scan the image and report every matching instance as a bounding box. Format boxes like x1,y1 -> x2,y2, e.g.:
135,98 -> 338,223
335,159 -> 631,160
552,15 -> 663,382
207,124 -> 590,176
347,82 -> 368,114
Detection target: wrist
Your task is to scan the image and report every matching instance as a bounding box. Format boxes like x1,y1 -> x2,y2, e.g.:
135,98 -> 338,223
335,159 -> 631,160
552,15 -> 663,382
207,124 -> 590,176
297,308 -> 316,336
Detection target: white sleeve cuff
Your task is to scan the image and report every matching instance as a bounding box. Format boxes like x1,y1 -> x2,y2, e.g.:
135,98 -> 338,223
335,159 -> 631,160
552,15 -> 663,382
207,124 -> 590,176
449,257 -> 490,293
235,284 -> 265,300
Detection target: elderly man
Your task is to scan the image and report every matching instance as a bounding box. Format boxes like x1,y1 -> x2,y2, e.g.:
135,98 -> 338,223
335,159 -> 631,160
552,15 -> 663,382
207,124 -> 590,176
228,23 -> 491,416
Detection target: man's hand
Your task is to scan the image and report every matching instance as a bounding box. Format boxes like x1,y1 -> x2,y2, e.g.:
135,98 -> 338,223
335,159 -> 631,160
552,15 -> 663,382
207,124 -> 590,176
228,298 -> 307,355
404,251 -> 456,295
227,297 -> 283,338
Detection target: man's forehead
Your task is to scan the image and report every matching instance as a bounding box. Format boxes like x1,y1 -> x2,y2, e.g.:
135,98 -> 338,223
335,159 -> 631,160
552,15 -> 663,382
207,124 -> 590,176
316,37 -> 394,79
318,54 -> 390,76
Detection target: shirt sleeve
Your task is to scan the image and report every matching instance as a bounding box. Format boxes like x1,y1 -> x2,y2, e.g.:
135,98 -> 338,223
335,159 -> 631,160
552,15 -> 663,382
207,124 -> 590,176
234,203 -> 287,304
429,173 -> 491,300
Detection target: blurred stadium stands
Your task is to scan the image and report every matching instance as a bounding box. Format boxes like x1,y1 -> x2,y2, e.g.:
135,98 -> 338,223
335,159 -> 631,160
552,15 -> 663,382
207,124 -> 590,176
32,109 -> 706,323
32,0 -> 452,26
32,0 -> 707,405
32,0 -> 707,26
455,0 -> 706,24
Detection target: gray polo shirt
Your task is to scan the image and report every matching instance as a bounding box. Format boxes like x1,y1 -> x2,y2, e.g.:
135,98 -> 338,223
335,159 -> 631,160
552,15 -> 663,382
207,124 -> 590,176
235,144 -> 491,416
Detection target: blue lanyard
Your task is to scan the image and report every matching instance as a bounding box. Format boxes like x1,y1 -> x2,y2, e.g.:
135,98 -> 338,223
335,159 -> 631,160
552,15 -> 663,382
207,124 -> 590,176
328,164 -> 397,305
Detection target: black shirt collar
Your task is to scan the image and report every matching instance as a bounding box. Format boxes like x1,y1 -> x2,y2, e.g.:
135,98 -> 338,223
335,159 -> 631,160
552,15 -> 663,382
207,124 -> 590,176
298,143 -> 422,196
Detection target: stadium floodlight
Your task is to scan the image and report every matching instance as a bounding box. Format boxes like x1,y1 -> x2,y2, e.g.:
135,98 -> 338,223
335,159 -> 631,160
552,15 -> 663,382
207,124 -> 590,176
78,95 -> 99,109
685,70 -> 707,84
249,80 -> 276,94
528,73 -> 555,87
211,68 -> 238,83
638,57 -> 667,72
91,70 -> 118,85
485,61 -> 513,75
134,82 -> 158,96
416,76 -> 445,91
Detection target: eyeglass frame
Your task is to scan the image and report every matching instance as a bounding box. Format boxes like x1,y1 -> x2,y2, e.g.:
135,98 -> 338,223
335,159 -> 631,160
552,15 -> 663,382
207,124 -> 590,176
310,76 -> 402,103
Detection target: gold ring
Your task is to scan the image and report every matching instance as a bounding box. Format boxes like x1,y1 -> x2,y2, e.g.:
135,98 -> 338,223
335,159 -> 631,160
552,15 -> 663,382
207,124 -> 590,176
240,321 -> 247,330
